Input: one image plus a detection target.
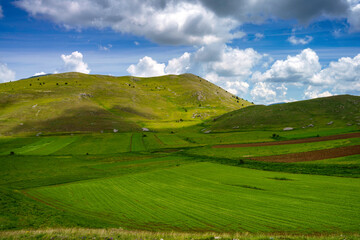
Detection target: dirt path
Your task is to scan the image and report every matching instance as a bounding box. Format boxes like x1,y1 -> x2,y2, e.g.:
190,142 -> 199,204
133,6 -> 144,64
212,132 -> 360,148
250,145 -> 360,163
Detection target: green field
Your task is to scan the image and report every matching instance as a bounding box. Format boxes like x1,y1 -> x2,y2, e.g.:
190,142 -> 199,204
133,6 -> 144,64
0,128 -> 359,234
25,162 -> 360,232
1,76 -> 360,239
186,137 -> 360,158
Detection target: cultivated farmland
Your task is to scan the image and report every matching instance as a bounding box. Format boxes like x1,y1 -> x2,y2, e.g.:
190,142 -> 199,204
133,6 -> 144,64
0,75 -> 359,240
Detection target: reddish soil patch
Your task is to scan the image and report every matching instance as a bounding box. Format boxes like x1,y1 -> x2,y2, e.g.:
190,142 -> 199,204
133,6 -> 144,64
250,145 -> 360,163
212,132 -> 360,148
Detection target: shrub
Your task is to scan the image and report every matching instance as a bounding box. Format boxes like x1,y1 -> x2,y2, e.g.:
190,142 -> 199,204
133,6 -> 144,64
237,159 -> 244,165
271,133 -> 280,139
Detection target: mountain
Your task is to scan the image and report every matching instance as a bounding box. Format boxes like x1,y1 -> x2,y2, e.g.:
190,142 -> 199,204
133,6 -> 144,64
0,73 -> 250,135
208,95 -> 360,131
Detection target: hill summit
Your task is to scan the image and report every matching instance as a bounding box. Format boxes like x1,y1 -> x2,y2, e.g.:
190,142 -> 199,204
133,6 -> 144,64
0,73 -> 250,135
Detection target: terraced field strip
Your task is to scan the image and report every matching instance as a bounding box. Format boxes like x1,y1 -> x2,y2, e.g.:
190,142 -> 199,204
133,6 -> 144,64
212,132 -> 360,148
154,134 -> 166,145
187,137 -> 360,159
26,163 -> 360,232
0,136 -> 79,155
300,154 -> 360,165
251,145 -> 360,163
156,134 -> 191,147
131,133 -> 147,152
54,133 -> 132,155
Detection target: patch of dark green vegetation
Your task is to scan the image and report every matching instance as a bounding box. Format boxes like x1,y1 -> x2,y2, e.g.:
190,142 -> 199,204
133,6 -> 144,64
224,183 -> 265,191
268,177 -> 294,181
179,152 -> 360,178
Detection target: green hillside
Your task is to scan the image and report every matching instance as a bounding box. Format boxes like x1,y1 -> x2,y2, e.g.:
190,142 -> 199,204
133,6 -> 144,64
208,95 -> 360,131
0,73 -> 250,135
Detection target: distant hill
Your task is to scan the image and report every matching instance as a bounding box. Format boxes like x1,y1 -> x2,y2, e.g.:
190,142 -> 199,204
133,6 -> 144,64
0,73 -> 250,135
208,95 -> 360,131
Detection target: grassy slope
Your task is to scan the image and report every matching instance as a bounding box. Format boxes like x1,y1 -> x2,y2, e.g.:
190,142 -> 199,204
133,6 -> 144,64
208,95 -> 360,131
0,73 -> 249,135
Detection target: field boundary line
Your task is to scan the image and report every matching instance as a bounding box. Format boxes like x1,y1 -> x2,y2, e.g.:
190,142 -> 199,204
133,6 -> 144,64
250,145 -> 360,163
153,134 -> 166,145
213,132 -> 360,148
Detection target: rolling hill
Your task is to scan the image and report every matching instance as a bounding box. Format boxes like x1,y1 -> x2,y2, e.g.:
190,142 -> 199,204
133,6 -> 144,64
208,95 -> 360,131
0,73 -> 250,135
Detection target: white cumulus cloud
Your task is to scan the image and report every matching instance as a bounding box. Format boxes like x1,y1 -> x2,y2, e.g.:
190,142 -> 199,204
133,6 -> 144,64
16,0 -> 360,47
15,1 -> 239,45
60,51 -> 90,74
304,86 -> 333,99
128,45 -> 264,95
252,48 -> 321,83
225,81 -> 249,95
210,47 -> 263,78
0,63 -> 16,83
250,82 -> 288,104
250,82 -> 277,104
348,3 -> 360,32
33,72 -> 46,76
127,56 -> 165,77
165,52 -> 191,75
288,35 -> 313,45
311,53 -> 360,91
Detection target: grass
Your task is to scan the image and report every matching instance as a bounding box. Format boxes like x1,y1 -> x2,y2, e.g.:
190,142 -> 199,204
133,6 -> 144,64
0,133 -> 359,233
208,95 -> 360,131
1,73 -> 360,238
0,73 -> 248,135
185,137 -> 360,158
131,133 -> 147,152
23,162 -> 360,233
1,228 -> 359,240
298,154 -> 360,165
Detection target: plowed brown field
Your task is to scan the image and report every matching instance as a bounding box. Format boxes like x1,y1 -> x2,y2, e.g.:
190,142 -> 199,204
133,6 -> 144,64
212,132 -> 360,148
250,145 -> 360,163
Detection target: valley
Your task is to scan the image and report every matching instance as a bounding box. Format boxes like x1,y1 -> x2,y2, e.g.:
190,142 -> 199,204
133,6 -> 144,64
0,74 -> 359,240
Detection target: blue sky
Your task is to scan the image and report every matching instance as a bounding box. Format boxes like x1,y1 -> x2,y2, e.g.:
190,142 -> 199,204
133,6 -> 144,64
0,0 -> 360,104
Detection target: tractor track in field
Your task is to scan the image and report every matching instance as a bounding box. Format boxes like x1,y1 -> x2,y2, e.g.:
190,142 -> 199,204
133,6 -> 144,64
154,134 -> 166,145
212,132 -> 360,148
22,190 -> 63,210
250,145 -> 360,163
